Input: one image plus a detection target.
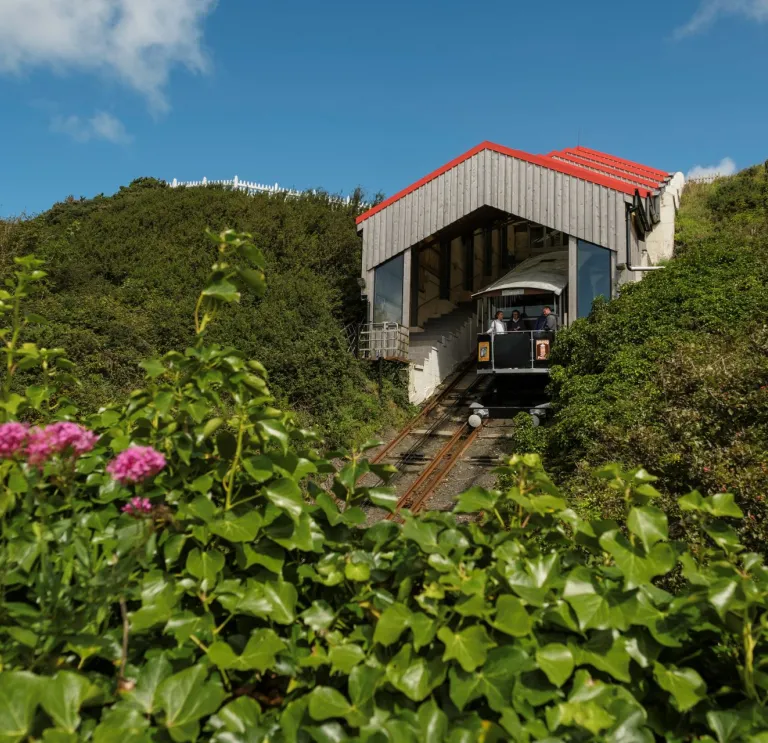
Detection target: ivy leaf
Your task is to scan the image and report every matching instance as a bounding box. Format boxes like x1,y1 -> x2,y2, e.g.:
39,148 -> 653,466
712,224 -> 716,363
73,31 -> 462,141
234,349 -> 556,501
140,358 -> 165,379
401,517 -> 441,554
129,653 -> 173,715
366,487 -> 399,513
307,687 -> 352,721
0,671 -> 43,742
41,672 -> 100,733
242,455 -> 274,483
185,549 -> 224,590
706,710 -> 744,743
348,665 -> 384,707
481,646 -> 532,711
202,279 -> 240,304
208,629 -> 285,672
536,644 -> 574,688
599,531 -> 675,590
448,667 -> 483,712
301,601 -> 336,632
386,646 -> 447,702
563,568 -> 614,631
157,666 -> 226,742
374,602 -> 411,646
417,698 -> 448,743
409,612 -> 438,651
264,478 -> 305,523
210,697 -> 262,736
263,579 -> 298,624
707,493 -> 743,519
256,420 -> 289,454
653,662 -> 706,712
438,625 -> 496,672
627,506 -> 668,552
236,267 -> 266,296
329,644 -> 365,674
209,511 -> 262,542
454,486 -> 499,514
557,700 -> 615,735
92,707 -> 150,743
492,594 -> 533,637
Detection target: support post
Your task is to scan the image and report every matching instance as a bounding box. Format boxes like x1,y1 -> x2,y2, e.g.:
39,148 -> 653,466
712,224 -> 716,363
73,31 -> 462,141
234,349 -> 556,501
568,235 -> 578,323
402,247 -> 412,328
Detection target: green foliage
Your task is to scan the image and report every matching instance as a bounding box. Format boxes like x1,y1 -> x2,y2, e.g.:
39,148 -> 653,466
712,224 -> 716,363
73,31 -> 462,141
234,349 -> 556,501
547,164 -> 768,549
0,182 -> 407,446
1,241 -> 768,741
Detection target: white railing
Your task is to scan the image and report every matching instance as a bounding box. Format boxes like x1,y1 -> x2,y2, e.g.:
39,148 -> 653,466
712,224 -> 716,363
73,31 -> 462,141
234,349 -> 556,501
687,175 -> 721,185
169,176 -> 367,207
359,322 -> 409,361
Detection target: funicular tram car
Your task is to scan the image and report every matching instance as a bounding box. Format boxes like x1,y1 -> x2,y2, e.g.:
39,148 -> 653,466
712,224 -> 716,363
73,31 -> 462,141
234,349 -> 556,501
467,251 -> 568,427
474,250 -> 567,374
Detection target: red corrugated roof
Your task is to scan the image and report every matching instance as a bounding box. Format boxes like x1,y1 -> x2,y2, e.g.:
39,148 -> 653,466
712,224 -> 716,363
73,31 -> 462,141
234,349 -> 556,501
547,151 -> 664,190
356,141 -> 668,226
565,146 -> 669,181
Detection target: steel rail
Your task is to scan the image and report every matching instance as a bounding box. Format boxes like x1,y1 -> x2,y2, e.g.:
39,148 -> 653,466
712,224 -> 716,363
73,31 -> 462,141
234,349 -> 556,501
386,420 -> 485,521
409,425 -> 484,514
370,356 -> 476,465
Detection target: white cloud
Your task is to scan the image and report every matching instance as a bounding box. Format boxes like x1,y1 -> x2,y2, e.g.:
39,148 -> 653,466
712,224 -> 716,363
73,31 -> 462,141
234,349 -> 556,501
51,111 -> 133,144
686,157 -> 737,181
677,0 -> 768,36
0,0 -> 217,112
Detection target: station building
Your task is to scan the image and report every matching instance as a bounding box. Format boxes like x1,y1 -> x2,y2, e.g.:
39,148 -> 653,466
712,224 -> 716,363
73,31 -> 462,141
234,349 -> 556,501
357,142 -> 684,404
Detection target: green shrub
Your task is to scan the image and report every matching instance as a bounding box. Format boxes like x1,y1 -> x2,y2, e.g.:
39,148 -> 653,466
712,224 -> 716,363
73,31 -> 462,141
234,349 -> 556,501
0,182 -> 407,447
547,164 -> 768,549
1,238 -> 767,741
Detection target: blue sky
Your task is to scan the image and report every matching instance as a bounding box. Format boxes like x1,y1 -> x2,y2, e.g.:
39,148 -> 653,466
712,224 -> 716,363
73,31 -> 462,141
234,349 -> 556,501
1,0 -> 767,217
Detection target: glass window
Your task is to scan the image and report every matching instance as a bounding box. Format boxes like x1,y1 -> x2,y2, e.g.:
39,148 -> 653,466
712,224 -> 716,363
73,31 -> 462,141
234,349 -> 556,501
373,254 -> 404,324
577,240 -> 611,318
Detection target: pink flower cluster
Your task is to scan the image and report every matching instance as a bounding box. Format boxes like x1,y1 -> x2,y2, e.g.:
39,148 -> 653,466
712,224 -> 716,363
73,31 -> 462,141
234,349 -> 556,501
27,422 -> 98,466
0,422 -> 29,459
122,496 -> 153,516
0,421 -> 97,465
107,446 -> 166,486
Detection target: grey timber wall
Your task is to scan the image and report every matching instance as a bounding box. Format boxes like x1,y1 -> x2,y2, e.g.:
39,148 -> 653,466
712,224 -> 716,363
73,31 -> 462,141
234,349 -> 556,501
360,149 -> 640,273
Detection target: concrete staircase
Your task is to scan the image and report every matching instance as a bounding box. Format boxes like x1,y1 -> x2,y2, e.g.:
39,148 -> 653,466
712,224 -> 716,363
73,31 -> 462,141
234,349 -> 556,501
408,303 -> 476,404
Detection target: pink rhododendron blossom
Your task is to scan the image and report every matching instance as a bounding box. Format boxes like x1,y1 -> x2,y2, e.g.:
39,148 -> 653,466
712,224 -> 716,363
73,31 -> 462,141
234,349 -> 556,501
0,422 -> 29,459
107,446 -> 166,485
26,422 -> 98,466
122,496 -> 153,515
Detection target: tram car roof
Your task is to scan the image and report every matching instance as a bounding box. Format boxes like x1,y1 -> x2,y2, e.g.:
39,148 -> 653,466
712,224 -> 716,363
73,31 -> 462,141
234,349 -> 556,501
472,250 -> 568,299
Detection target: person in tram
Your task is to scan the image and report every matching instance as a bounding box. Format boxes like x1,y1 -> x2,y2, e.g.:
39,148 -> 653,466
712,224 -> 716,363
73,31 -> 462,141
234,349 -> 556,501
535,306 -> 557,333
487,310 -> 507,335
507,310 -> 524,332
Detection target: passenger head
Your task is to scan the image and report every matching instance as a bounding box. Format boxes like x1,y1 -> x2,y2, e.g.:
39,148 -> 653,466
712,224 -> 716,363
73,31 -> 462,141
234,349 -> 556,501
512,310 -> 520,319
495,310 -> 503,320
543,306 -> 551,316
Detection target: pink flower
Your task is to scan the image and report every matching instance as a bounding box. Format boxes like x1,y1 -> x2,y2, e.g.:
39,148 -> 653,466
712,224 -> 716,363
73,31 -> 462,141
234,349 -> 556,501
122,496 -> 153,516
26,422 -> 98,466
0,422 -> 29,459
107,446 -> 166,485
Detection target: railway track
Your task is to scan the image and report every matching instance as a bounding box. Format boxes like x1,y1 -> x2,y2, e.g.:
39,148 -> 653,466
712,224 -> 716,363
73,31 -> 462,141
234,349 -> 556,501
364,364 -> 550,522
363,360 -> 491,520
385,422 -> 483,522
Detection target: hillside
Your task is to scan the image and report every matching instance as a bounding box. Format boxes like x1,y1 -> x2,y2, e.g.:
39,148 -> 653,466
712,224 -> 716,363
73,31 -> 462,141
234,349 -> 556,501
0,179 -> 409,445
547,162 -> 768,547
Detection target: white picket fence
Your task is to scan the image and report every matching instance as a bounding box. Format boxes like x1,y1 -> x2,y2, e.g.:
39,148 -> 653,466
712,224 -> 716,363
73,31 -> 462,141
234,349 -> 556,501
169,176 -> 366,207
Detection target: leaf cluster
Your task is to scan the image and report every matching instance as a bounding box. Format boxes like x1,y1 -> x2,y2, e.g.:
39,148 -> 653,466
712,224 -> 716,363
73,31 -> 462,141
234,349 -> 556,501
1,243 -> 768,741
